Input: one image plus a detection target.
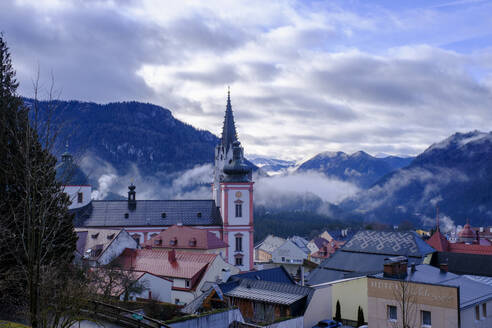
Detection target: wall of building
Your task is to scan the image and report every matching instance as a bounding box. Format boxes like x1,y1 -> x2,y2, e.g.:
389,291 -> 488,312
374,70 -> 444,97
255,248 -> 273,263
167,308 -> 244,328
63,185 -> 91,209
331,277 -> 368,324
197,255 -> 239,292
98,230 -> 137,265
367,277 -> 459,328
303,284 -> 332,328
461,300 -> 492,328
124,226 -> 223,245
272,241 -> 307,265
120,273 -> 172,303
172,288 -> 197,306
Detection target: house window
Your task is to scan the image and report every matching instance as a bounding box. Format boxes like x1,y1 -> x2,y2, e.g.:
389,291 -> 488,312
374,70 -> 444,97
77,192 -> 83,203
185,280 -> 190,288
421,310 -> 431,326
388,305 -> 397,321
282,257 -> 285,262
235,256 -> 243,266
170,237 -> 177,246
483,303 -> 487,318
235,236 -> 242,252
476,305 -> 480,320
235,204 -> 242,217
175,298 -> 180,305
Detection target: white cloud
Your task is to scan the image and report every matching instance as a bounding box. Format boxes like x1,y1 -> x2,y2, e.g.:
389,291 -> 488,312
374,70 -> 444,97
3,0 -> 492,161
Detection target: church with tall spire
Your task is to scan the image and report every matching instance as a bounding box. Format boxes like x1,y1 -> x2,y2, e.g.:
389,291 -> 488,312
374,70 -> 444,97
213,89 -> 254,270
69,88 -> 255,272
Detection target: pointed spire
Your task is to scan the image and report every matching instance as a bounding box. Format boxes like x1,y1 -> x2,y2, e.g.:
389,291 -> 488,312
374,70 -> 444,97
221,87 -> 238,152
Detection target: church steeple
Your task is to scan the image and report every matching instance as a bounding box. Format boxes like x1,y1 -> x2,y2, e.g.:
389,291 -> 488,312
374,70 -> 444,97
221,87 -> 238,152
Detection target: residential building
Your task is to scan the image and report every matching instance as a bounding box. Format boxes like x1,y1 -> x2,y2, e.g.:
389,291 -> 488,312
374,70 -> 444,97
254,235 -> 286,263
304,276 -> 368,327
113,248 -> 239,305
221,278 -> 313,325
310,240 -> 344,264
69,91 -> 255,271
75,228 -> 137,266
118,271 -> 173,303
306,236 -> 329,255
307,256 -> 492,328
307,230 -> 435,285
368,257 -> 492,328
142,224 -> 228,257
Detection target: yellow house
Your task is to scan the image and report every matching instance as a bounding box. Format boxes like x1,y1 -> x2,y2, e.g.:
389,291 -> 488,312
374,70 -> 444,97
306,276 -> 368,327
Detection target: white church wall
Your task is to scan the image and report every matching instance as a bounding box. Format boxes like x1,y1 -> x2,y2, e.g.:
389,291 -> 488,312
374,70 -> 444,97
63,185 -> 91,209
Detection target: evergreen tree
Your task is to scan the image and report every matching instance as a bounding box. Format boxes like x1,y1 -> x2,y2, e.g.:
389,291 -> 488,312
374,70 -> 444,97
335,300 -> 342,323
0,33 -> 77,327
357,305 -> 365,327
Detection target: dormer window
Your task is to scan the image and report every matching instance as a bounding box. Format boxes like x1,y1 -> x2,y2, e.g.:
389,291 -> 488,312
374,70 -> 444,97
197,212 -> 202,218
91,233 -> 99,239
161,212 -> 166,219
189,238 -> 197,247
154,239 -> 162,246
169,237 -> 177,246
107,233 -> 115,240
124,213 -> 129,219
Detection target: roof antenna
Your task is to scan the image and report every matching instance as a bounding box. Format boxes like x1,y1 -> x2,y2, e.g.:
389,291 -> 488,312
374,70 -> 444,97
436,205 -> 440,232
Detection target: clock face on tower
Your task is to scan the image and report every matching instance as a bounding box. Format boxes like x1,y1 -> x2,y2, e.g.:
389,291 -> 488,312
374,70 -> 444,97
235,191 -> 242,198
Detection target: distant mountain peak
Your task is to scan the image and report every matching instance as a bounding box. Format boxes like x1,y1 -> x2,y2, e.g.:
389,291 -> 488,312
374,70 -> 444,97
426,130 -> 491,153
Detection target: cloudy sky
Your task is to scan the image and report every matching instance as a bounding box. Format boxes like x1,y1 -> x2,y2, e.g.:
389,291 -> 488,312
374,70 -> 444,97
2,0 -> 492,161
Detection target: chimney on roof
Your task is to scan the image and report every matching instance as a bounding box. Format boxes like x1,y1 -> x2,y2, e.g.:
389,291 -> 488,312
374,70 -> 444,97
411,263 -> 416,273
440,263 -> 448,273
383,256 -> 408,279
128,183 -> 136,210
168,248 -> 176,264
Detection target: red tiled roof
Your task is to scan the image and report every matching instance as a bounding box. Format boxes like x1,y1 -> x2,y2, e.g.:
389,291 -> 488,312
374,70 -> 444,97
427,230 -> 449,252
311,240 -> 344,259
114,248 -> 217,279
447,243 -> 492,255
427,230 -> 492,255
143,225 -> 228,250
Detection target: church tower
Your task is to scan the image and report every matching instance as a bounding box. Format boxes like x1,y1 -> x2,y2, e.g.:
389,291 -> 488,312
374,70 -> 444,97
214,89 -> 254,271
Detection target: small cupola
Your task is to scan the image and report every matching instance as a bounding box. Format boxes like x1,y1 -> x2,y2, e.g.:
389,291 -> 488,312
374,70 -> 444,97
128,183 -> 136,210
223,141 -> 251,182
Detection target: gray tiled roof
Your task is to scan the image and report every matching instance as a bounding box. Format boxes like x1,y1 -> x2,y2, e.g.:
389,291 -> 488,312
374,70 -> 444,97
343,231 -> 435,257
73,200 -> 223,227
307,230 -> 434,285
229,267 -> 296,285
224,279 -> 312,306
289,236 -> 310,255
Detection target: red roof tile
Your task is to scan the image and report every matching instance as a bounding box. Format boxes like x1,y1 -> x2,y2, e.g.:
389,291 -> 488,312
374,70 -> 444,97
114,248 -> 217,279
143,225 -> 228,250
427,230 -> 449,252
427,230 -> 492,255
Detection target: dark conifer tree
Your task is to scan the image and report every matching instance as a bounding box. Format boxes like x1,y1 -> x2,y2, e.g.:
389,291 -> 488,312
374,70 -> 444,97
0,33 -> 77,327
357,305 -> 365,327
335,300 -> 342,323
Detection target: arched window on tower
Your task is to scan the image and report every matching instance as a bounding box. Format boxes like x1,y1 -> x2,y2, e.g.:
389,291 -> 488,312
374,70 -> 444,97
235,233 -> 243,252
